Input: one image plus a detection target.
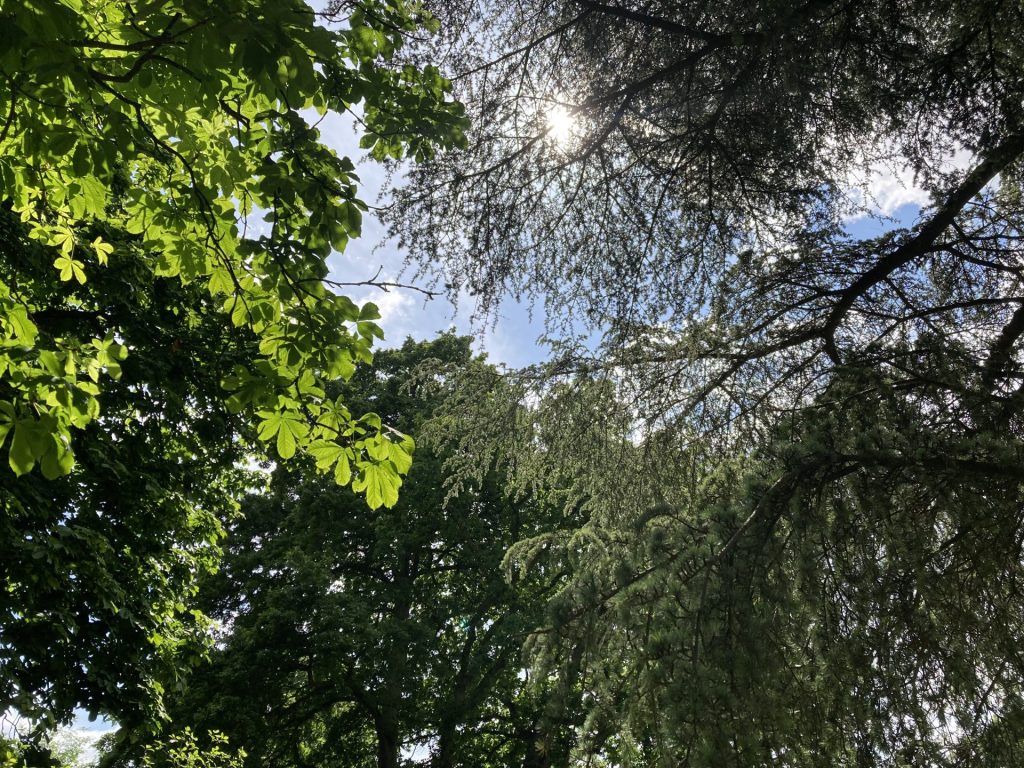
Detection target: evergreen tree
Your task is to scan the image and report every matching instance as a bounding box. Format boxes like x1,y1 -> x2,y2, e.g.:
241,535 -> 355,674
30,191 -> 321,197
434,357 -> 1024,765
390,0 -> 1024,443
384,4 -> 1024,763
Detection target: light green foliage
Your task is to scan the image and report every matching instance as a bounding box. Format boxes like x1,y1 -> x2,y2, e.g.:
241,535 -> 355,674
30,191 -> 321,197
0,0 -> 466,505
0,726 -> 94,768
0,737 -> 23,768
139,730 -> 243,768
44,728 -> 97,768
0,0 -> 467,750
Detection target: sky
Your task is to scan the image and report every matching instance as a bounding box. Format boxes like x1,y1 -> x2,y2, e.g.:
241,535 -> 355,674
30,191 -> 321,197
313,107 -> 936,370
301,0 -> 945,370
313,109 -> 552,369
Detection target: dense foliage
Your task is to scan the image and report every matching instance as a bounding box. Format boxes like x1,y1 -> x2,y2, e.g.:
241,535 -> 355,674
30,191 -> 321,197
0,0 -> 466,497
103,337 -> 582,768
6,0 -> 1024,766
1,0 -> 465,751
0,208 -> 252,736
387,1 -> 1024,765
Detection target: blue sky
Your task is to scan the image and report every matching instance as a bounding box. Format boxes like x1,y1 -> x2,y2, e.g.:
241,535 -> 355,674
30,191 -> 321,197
312,110 -> 552,369
314,107 -> 933,370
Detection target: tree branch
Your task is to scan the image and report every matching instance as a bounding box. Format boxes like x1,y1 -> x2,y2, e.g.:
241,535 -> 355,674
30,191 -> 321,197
821,131 -> 1024,354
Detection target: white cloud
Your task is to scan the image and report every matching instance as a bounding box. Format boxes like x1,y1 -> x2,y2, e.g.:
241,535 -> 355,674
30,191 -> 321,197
861,164 -> 933,217
842,144 -> 974,221
305,61 -> 556,369
357,286 -> 416,329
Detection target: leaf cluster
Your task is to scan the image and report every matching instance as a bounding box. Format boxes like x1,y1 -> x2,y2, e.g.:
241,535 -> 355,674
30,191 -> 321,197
0,0 -> 467,505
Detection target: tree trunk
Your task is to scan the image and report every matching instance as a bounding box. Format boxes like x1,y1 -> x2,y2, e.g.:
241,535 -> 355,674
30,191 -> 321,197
376,716 -> 401,768
522,727 -> 550,768
433,724 -> 456,768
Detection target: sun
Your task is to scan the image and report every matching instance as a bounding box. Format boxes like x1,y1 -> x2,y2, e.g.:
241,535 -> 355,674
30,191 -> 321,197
546,104 -> 576,145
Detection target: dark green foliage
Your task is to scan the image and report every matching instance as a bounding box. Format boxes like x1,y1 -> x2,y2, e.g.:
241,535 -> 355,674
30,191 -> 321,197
431,358 -> 1024,766
383,3 -> 1024,763
0,207 -> 254,737
105,337 -> 581,768
6,0 -> 1024,764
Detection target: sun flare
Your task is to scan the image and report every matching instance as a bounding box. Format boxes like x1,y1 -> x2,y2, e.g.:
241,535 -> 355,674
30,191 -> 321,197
546,105 -> 576,144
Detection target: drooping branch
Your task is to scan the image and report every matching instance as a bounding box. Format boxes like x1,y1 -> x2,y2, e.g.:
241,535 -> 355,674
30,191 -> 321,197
820,131 -> 1024,357
573,0 -> 762,43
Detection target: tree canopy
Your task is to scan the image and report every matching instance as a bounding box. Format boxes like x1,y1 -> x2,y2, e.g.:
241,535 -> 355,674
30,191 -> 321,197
0,208 -> 253,736
5,0 -> 1024,766
385,0 -> 1024,765
102,336 -> 582,768
393,0 -> 1024,435
1,0 -> 465,748
0,0 -> 466,498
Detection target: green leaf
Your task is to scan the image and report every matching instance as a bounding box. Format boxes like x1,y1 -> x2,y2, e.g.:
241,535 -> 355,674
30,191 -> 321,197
47,129 -> 78,156
352,462 -> 401,510
308,439 -> 345,470
7,306 -> 37,344
387,439 -> 413,475
92,236 -> 113,265
0,401 -> 14,448
276,421 -> 298,459
38,350 -> 63,375
39,436 -> 74,479
49,227 -> 75,256
208,267 -> 233,296
54,254 -> 86,284
9,420 -> 38,476
257,410 -> 309,459
334,451 -> 352,485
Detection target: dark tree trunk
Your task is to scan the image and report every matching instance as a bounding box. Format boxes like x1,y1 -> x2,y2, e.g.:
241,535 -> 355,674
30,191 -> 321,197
433,724 -> 456,768
376,717 -> 401,768
523,727 -> 550,768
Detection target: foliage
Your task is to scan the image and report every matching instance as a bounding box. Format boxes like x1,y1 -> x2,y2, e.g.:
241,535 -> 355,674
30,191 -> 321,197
0,205 -> 255,738
0,0 -> 466,750
1,725 -> 97,768
102,336 -> 581,768
138,730 -> 243,768
50,731 -> 94,768
0,736 -> 22,768
392,0 -> 1024,437
0,0 -> 466,502
435,356 -> 1024,766
386,2 -> 1024,763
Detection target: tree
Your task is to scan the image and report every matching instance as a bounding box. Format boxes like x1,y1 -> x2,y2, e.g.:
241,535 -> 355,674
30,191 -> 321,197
431,356 -> 1024,766
1,724 -> 98,768
1,0 -> 465,748
103,336 -> 581,768
391,0 -> 1024,434
0,207 -> 256,741
135,730 -> 244,768
0,0 -> 466,498
385,2 -> 1024,763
